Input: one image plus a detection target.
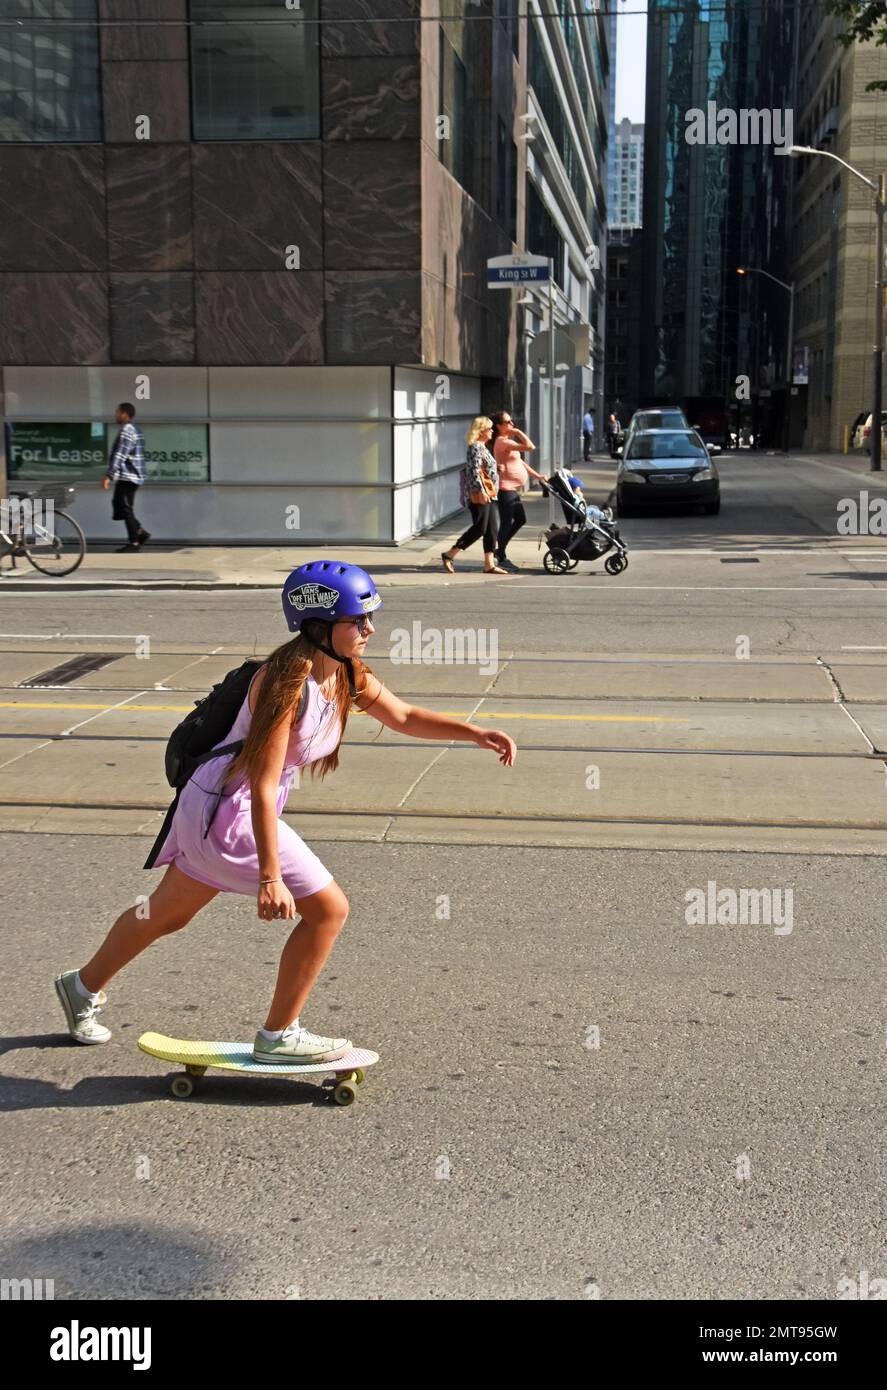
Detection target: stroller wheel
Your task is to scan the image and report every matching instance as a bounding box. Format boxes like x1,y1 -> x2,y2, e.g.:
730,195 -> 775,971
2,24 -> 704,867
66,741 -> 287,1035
567,556 -> 580,570
604,553 -> 628,575
544,547 -> 571,574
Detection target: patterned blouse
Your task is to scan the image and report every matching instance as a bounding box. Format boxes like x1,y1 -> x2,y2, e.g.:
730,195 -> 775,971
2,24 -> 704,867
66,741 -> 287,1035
465,442 -> 499,497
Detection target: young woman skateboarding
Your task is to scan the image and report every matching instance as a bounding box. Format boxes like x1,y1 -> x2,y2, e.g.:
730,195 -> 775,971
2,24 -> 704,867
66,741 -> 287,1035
55,562 -> 516,1063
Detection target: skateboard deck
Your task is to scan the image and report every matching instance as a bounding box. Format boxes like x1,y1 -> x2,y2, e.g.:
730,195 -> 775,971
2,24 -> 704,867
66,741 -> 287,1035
138,1031 -> 379,1105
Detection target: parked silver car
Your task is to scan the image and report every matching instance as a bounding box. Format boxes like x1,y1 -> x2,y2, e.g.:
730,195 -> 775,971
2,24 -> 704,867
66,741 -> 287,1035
617,429 -> 721,517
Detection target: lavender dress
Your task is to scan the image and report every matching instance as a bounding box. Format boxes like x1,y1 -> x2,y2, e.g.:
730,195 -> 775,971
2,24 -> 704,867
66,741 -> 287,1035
152,673 -> 341,900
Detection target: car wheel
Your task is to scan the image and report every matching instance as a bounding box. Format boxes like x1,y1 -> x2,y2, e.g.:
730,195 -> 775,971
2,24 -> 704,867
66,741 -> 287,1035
617,493 -> 634,518
704,498 -> 721,515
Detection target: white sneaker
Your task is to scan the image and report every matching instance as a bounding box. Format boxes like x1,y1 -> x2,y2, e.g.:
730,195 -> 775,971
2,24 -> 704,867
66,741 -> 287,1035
55,971 -> 111,1044
253,1023 -> 352,1064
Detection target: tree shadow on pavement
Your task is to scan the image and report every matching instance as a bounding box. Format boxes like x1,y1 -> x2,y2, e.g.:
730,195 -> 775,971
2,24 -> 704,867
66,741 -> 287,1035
0,1224 -> 227,1300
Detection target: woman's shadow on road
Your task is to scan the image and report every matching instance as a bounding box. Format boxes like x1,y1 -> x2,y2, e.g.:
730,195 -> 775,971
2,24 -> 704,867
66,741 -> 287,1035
0,1034 -> 329,1109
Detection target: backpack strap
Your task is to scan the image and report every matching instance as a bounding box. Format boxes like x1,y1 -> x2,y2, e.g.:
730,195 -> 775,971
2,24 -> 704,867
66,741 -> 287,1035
146,681 -> 313,868
189,677 -> 311,772
191,738 -> 244,769
199,681 -> 311,841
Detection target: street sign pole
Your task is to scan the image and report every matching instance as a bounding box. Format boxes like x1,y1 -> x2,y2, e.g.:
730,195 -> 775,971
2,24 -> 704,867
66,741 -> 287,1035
485,253 -> 557,516
548,259 -> 556,524
873,174 -> 885,472
784,282 -> 795,455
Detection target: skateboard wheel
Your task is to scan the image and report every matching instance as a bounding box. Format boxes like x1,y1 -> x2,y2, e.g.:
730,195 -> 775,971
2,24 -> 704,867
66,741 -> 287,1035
170,1076 -> 194,1098
186,1065 -> 207,1077
353,1068 -> 366,1086
333,1080 -> 357,1106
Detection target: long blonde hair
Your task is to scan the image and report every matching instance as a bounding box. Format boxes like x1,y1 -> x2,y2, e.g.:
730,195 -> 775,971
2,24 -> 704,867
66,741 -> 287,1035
466,416 -> 493,446
222,633 -> 373,790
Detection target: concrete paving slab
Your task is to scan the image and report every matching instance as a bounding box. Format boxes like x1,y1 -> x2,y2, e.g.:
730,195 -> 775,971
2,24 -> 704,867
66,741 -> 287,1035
0,737 -> 53,776
828,665 -> 887,702
285,747 -> 447,815
402,749 -> 887,829
3,652 -> 516,699
0,692 -> 188,738
0,639 -> 225,657
0,738 -> 171,805
36,652 -> 222,691
367,656 -> 509,697
489,658 -> 834,701
819,650 -> 887,666
0,721 -> 879,826
380,815 -> 887,857
843,704 -> 887,753
346,698 -> 867,755
1,652 -> 71,684
0,804 -> 53,833
0,805 -> 167,837
0,741 -> 437,813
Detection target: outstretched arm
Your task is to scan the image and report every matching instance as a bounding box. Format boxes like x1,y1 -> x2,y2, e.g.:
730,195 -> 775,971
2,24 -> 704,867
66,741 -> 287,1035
356,677 -> 516,765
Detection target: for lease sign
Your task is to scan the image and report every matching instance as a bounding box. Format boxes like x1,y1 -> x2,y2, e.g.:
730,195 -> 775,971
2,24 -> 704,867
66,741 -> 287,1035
7,423 -> 107,478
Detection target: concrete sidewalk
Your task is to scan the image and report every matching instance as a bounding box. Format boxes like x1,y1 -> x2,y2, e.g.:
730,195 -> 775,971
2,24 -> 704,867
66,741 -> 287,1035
0,484 -> 564,590
0,449 -> 880,589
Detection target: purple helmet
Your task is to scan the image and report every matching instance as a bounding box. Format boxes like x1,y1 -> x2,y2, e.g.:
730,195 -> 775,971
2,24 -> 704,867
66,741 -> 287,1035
282,560 -> 382,633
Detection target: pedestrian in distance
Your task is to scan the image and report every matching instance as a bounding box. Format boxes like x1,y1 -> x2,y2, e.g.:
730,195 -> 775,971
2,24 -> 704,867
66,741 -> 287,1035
606,412 -> 622,458
441,417 -> 508,574
583,408 -> 595,461
102,403 -> 151,552
54,562 -> 517,1063
489,410 -> 547,572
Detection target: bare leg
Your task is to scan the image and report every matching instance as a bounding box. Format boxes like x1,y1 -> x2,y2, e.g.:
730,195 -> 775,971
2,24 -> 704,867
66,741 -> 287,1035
79,865 -> 219,993
263,881 -> 349,1031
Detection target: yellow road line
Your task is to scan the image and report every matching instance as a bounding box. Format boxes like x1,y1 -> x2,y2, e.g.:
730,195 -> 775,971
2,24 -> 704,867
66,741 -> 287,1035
438,712 -> 686,723
1,701 -> 194,712
0,700 -> 686,724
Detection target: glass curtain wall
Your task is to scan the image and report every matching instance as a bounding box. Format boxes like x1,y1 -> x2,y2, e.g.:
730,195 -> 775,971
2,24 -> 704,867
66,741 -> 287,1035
190,0 -> 320,139
0,0 -> 101,141
647,0 -> 763,404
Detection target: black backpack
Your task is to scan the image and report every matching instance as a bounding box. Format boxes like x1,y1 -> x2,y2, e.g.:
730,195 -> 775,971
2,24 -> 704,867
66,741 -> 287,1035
165,659 -> 252,788
144,660 -> 308,869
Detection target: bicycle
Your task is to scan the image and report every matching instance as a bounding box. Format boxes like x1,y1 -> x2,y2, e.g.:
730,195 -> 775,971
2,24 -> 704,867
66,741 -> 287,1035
0,485 -> 86,576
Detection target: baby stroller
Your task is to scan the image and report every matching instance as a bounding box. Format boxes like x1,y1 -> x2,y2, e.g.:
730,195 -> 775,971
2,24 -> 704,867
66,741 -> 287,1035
540,469 -> 629,575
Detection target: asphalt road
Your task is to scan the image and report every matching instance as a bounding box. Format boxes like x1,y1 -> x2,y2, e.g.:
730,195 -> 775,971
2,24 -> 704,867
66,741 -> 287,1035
1,451 -> 885,1300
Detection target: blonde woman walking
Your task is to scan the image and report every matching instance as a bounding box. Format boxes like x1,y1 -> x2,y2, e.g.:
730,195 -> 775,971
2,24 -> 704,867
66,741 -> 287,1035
441,417 -> 508,575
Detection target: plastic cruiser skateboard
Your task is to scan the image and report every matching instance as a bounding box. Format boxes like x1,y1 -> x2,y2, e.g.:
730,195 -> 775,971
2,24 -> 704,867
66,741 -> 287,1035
138,1031 -> 379,1106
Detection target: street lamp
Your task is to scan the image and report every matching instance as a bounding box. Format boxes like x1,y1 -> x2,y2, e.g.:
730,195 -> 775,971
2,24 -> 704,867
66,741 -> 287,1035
786,144 -> 885,472
737,266 -> 795,453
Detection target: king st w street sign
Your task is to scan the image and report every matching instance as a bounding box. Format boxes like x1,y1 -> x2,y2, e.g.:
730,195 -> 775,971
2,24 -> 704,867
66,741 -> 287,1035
486,254 -> 550,288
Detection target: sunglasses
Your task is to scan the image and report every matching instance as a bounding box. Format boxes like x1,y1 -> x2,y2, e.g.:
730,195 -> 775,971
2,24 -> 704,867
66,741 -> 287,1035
336,615 -> 374,635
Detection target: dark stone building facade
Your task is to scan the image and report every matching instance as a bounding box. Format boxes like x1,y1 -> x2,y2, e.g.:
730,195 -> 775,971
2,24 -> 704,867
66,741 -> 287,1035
0,1 -> 607,540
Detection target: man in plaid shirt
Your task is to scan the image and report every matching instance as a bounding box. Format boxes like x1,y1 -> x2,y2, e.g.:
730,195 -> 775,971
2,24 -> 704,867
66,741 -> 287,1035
102,402 -> 151,551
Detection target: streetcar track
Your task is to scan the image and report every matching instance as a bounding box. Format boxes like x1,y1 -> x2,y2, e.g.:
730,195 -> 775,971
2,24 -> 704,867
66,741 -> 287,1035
0,797 -> 885,833
0,730 -> 880,758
